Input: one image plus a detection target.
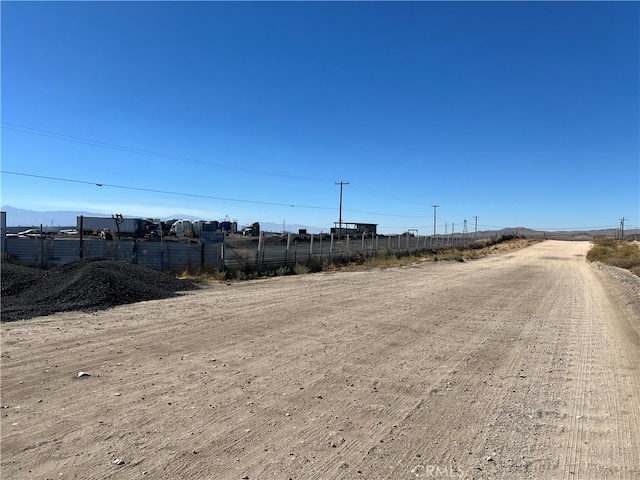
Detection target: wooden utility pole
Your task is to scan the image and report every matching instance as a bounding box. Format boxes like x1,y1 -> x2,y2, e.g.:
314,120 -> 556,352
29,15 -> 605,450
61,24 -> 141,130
336,181 -> 349,239
620,217 -> 627,239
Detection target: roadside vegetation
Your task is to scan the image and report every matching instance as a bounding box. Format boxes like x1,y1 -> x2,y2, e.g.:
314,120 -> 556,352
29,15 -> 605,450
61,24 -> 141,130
335,236 -> 541,271
179,236 -> 542,283
587,237 -> 640,276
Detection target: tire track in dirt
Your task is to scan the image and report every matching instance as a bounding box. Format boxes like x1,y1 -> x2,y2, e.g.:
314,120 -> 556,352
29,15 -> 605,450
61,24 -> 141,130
365,250 -> 564,477
557,257 -> 640,480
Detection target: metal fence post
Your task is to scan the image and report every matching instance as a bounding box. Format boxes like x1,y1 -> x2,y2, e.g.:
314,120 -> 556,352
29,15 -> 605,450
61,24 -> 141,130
0,211 -> 6,256
285,232 -> 292,266
330,233 -> 334,263
255,230 -> 262,270
79,215 -> 84,259
346,234 -> 350,261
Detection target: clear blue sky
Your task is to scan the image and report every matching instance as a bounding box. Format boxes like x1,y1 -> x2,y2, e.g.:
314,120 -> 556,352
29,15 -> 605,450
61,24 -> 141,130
2,1 -> 638,234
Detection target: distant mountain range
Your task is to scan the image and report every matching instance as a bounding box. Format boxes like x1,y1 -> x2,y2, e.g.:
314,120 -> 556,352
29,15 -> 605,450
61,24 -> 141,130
0,205 -> 321,234
2,206 -> 108,227
479,227 -> 639,241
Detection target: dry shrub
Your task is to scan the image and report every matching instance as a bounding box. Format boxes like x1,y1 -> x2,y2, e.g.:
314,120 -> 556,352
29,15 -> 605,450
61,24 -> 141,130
587,237 -> 640,276
293,263 -> 310,275
275,266 -> 290,276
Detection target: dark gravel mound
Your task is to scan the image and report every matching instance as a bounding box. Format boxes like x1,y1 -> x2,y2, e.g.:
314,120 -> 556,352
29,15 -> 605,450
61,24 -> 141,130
1,258 -> 198,322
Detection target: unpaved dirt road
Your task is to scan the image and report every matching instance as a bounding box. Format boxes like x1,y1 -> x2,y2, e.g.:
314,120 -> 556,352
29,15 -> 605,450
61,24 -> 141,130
2,240 -> 639,479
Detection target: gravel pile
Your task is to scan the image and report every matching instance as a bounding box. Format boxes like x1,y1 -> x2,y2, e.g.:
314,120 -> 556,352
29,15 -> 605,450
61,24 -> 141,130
1,258 -> 198,322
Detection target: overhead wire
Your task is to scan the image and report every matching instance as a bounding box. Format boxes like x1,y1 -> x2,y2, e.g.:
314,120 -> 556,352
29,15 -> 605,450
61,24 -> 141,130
1,171 -> 334,210
4,123 -> 632,232
1,122 -> 335,183
349,183 -> 430,207
2,123 -> 437,215
2,170 -> 439,219
0,122 -> 477,223
4,170 -> 628,231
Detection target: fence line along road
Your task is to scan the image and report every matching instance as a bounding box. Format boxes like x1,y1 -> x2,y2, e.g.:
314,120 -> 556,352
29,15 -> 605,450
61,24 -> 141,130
2,230 -> 501,273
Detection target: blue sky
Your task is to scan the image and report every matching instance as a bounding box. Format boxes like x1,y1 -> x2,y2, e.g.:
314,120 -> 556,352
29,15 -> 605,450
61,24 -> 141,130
2,1 -> 638,234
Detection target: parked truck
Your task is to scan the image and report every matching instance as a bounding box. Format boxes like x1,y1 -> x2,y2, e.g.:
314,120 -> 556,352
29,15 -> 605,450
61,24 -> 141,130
169,219 -> 194,238
169,217 -> 240,239
218,220 -> 238,234
77,216 -> 161,238
242,222 -> 260,236
190,220 -> 219,236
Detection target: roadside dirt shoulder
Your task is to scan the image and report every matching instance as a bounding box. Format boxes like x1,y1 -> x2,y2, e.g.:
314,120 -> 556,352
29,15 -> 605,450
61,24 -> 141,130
592,261 -> 640,324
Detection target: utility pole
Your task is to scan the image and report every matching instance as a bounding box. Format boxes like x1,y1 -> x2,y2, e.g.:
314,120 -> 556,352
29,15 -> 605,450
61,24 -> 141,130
336,181 -> 349,240
620,217 -> 627,239
431,205 -> 439,237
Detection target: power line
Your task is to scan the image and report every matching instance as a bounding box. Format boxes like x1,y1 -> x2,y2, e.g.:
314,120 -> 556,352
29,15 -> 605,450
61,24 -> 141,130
349,183 -> 430,207
341,208 -> 425,218
3,170 -> 432,219
1,170 -> 334,210
5,169 -> 631,232
620,217 -> 627,238
1,122 -> 333,183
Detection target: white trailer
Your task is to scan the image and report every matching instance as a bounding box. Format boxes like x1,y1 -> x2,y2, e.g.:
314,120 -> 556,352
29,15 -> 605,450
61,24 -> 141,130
78,216 -> 141,235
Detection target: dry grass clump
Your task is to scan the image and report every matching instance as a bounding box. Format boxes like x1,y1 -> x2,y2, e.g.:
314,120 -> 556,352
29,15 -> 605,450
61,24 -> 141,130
587,237 -> 640,276
187,237 -> 541,282
176,267 -> 227,282
340,237 -> 541,271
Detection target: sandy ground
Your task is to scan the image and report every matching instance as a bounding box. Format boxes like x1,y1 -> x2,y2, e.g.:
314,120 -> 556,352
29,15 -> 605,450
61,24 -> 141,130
1,240 -> 639,480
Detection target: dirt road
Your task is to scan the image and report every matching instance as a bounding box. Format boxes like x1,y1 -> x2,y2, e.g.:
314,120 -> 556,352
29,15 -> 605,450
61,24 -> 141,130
2,240 -> 639,479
